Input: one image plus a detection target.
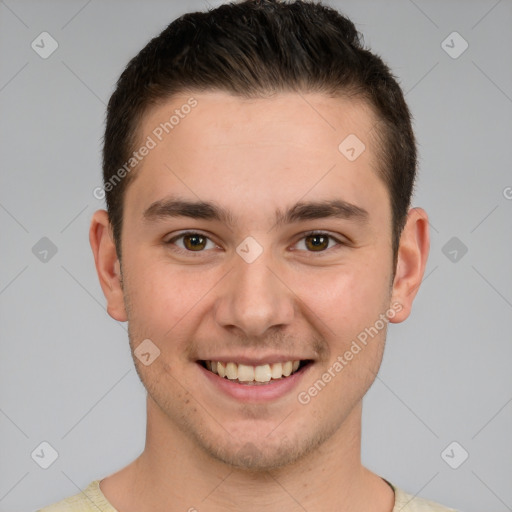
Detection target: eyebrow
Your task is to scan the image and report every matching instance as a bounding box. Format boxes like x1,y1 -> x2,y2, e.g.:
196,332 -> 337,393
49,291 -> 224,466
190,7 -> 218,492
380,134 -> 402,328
275,199 -> 368,226
142,196 -> 369,227
143,197 -> 235,225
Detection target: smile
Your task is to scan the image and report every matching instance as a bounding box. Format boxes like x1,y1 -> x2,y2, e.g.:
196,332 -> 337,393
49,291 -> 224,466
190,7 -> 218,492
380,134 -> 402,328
200,360 -> 312,385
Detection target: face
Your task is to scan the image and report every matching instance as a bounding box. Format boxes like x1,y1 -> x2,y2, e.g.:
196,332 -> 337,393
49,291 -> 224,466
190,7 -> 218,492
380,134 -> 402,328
93,91 -> 425,471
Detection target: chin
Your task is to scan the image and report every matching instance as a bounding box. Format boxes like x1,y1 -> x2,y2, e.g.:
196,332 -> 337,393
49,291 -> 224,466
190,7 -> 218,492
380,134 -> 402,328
210,440 -> 302,471
195,418 -> 336,473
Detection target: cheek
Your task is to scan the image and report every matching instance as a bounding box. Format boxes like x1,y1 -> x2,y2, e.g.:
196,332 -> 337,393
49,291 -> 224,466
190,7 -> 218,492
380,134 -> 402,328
123,255 -> 218,339
291,260 -> 391,340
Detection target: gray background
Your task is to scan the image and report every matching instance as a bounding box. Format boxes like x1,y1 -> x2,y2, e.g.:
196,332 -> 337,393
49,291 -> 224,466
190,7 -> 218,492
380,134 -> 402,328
1,1 -> 511,511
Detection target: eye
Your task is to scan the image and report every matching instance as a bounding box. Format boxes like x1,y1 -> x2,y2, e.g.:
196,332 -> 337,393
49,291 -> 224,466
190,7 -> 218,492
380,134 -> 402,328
294,232 -> 343,252
166,232 -> 217,252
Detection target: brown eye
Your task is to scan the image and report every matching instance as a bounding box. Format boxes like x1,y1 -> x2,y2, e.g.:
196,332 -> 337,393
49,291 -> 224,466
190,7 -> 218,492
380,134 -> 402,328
182,234 -> 207,251
166,232 -> 217,254
304,234 -> 330,251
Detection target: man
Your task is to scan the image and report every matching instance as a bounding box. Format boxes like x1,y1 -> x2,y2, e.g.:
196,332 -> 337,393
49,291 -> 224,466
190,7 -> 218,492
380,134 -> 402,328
39,1 -> 457,510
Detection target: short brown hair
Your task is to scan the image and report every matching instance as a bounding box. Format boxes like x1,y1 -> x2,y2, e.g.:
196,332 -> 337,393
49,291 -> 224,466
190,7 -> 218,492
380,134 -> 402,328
103,0 -> 417,265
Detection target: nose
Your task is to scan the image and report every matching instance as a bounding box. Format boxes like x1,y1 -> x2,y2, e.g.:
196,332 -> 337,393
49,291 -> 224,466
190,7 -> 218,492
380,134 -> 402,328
213,251 -> 295,338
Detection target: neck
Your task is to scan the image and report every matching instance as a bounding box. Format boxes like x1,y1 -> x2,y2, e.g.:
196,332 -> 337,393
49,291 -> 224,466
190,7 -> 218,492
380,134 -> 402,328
101,397 -> 394,512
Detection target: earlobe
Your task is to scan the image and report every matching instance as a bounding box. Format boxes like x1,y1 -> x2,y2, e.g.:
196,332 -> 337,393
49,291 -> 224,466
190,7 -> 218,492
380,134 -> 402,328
89,209 -> 128,322
389,207 -> 430,323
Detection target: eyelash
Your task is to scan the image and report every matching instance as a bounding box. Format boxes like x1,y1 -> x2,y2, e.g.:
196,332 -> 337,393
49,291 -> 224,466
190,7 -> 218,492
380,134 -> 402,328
164,230 -> 346,256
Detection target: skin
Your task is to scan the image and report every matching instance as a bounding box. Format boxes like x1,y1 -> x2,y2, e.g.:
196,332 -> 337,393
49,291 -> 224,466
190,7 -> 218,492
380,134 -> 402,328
90,91 -> 429,512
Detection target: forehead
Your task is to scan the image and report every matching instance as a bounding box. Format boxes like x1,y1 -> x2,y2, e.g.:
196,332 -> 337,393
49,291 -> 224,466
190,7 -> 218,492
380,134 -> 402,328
141,90 -> 378,159
125,91 -> 387,223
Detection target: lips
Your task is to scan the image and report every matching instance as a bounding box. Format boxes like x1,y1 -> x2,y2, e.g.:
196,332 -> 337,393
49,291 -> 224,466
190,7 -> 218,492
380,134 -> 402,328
199,359 -> 312,384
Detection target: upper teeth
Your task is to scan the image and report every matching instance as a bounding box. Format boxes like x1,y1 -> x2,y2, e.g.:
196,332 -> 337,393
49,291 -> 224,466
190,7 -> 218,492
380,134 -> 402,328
205,360 -> 301,383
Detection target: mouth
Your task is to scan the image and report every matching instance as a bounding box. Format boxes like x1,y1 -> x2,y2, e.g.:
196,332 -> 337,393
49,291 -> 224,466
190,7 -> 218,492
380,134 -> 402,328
198,359 -> 313,385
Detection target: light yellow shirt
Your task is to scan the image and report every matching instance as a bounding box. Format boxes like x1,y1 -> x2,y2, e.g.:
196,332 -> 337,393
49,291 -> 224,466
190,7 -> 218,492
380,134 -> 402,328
37,479 -> 458,511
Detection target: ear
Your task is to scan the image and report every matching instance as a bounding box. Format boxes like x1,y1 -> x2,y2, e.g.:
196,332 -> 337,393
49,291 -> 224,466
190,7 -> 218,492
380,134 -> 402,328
389,207 -> 430,323
89,209 -> 128,322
